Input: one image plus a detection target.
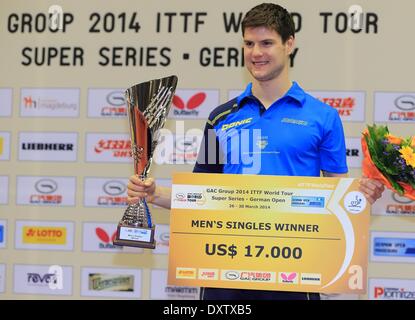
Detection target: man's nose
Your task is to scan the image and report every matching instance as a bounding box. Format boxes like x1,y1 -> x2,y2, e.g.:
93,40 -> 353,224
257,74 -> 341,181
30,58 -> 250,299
252,44 -> 263,56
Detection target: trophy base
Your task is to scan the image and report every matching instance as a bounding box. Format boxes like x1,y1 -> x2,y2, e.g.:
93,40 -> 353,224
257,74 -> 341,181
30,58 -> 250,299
113,224 -> 156,249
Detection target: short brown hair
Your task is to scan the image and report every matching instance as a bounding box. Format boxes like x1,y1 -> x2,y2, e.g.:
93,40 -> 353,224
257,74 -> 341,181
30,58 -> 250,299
242,3 -> 295,43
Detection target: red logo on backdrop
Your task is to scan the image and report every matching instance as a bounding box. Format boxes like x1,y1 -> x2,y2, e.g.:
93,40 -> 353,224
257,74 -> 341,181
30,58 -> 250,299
94,139 -> 131,158
319,97 -> 355,117
374,286 -> 384,298
173,92 -> 206,116
101,106 -> 127,117
96,227 -> 118,249
24,96 -> 36,108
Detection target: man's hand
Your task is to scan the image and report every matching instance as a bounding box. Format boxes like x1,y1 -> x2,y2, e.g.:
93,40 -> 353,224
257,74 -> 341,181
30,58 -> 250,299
359,177 -> 385,204
127,175 -> 156,205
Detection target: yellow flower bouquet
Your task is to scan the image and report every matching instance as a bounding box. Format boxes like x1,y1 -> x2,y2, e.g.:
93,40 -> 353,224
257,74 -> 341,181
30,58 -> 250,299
362,124 -> 415,200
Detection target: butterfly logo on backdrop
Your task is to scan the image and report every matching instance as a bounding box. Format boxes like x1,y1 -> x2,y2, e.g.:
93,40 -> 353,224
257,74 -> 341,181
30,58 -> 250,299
95,227 -> 119,249
173,92 -> 206,116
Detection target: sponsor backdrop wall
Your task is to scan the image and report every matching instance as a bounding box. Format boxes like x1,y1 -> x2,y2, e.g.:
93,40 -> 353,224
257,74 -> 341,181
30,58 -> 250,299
0,0 -> 414,300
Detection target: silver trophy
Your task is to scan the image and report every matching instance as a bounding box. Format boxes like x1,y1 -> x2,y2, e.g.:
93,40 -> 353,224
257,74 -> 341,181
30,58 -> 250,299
113,75 -> 178,248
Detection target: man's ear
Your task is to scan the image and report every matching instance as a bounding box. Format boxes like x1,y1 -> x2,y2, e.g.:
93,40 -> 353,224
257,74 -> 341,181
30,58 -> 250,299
285,36 -> 295,55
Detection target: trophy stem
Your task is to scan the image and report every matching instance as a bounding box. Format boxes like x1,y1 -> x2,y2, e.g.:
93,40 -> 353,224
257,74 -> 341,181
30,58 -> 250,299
136,174 -> 152,228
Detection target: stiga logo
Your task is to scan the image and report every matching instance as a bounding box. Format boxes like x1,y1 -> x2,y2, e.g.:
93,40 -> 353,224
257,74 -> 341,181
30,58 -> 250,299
169,89 -> 219,119
86,133 -> 132,163
176,268 -> 197,279
84,178 -> 128,207
18,132 -> 78,162
310,91 -> 365,122
279,272 -> 298,284
87,89 -> 126,118
15,221 -> 74,250
375,92 -> 415,122
23,226 -> 66,244
20,88 -> 80,118
16,176 -> 76,206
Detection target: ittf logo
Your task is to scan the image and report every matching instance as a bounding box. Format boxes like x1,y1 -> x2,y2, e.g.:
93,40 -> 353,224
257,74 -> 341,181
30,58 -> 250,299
173,92 -> 206,116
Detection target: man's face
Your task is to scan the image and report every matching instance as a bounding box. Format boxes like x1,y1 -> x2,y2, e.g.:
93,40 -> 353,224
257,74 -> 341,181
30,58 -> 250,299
243,26 -> 294,83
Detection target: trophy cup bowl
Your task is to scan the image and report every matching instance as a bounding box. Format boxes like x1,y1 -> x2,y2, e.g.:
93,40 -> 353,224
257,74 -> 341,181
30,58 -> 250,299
113,75 -> 178,248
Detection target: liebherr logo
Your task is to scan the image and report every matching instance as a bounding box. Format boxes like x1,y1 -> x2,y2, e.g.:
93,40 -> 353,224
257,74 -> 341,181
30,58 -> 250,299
221,118 -> 253,131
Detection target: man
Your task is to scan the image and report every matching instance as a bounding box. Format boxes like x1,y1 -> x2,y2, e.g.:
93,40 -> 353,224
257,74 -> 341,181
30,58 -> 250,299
127,3 -> 384,299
